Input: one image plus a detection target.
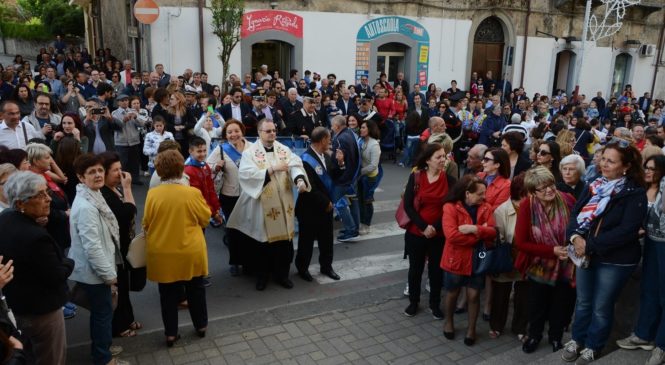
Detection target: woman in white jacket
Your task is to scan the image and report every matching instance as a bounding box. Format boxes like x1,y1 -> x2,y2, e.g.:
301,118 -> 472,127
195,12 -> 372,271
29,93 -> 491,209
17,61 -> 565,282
357,120 -> 382,235
68,153 -> 124,365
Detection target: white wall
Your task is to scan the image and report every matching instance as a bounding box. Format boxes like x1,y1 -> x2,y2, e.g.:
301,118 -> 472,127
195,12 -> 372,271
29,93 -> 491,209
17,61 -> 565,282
149,6 -> 657,98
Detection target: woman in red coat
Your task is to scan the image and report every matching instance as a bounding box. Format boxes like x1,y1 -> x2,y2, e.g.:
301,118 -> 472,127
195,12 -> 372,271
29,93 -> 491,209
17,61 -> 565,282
477,147 -> 511,210
441,174 -> 497,346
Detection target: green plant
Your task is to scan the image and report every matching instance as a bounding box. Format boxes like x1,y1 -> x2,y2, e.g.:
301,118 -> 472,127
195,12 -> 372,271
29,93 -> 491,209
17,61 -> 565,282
210,0 -> 245,93
41,1 -> 84,37
0,21 -> 51,41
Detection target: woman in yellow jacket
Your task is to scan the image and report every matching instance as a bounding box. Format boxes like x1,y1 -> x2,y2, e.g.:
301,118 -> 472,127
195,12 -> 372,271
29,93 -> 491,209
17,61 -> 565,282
142,149 -> 211,348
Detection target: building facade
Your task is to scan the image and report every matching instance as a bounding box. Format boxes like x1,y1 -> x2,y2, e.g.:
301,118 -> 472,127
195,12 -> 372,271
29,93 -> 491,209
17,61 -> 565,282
79,0 -> 664,98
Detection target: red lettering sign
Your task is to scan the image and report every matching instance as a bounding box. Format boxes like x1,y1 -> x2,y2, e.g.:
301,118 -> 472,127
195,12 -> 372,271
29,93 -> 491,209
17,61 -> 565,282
241,10 -> 303,39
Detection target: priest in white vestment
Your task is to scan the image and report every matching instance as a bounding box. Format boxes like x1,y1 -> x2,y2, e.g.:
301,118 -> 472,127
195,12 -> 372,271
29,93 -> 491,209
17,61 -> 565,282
227,119 -> 310,290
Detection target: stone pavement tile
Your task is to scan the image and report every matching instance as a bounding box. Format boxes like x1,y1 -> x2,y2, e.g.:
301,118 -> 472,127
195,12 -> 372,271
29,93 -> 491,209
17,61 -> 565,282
415,336 -> 444,351
203,348 -> 221,358
312,339 -> 339,357
320,326 -> 350,339
391,355 -> 420,364
207,356 -> 227,365
242,331 -> 259,340
288,343 -> 319,356
374,334 -> 390,344
256,324 -> 285,337
357,343 -> 387,357
317,320 -> 342,332
169,347 -> 186,356
458,354 -> 486,365
152,349 -> 175,365
247,338 -> 271,356
424,343 -> 452,357
366,354 -> 386,365
346,324 -> 371,339
309,350 -> 326,361
246,353 -> 277,365
216,333 -> 245,346
308,333 -> 323,342
283,323 -> 305,338
219,340 -> 250,354
446,350 -> 463,361
184,343 -> 202,353
319,314 -> 338,323
262,335 -> 286,351
280,359 -> 298,365
198,340 -> 217,350
222,353 -> 244,364
237,349 -> 257,360
379,350 -> 397,362
345,351 -> 361,361
294,353 -> 316,365
382,340 -> 410,357
341,334 -> 356,343
172,351 -> 206,365
328,337 -> 353,353
282,335 -> 311,349
135,353 -> 157,365
343,307 -> 369,317
308,317 -> 323,326
294,320 -> 318,335
349,337 -> 378,351
276,332 -> 292,341
317,354 -> 348,365
274,350 -> 291,360
358,321 -> 381,337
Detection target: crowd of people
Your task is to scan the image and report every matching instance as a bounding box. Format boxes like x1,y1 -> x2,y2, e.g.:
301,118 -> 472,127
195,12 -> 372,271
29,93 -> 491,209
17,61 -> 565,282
0,41 -> 664,365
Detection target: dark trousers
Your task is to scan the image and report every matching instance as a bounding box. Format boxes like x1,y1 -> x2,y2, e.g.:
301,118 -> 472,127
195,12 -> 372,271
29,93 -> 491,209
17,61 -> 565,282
112,265 -> 135,336
157,277 -> 208,337
257,240 -> 294,281
490,280 -> 530,335
527,279 -> 576,343
79,283 -> 113,365
220,195 -> 243,266
295,213 -> 334,273
405,231 -> 443,308
116,144 -> 141,180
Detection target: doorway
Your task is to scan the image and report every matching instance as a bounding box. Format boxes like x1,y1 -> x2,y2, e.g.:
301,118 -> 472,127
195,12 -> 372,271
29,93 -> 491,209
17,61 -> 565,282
552,50 -> 577,96
611,53 -> 632,97
376,43 -> 407,83
251,40 -> 293,81
472,17 -> 505,83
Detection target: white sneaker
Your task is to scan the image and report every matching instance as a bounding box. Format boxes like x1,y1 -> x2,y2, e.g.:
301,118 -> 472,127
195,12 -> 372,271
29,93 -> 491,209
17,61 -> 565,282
575,348 -> 597,365
359,224 -> 369,235
646,347 -> 665,365
617,334 -> 655,350
110,345 -> 123,356
403,283 -> 409,296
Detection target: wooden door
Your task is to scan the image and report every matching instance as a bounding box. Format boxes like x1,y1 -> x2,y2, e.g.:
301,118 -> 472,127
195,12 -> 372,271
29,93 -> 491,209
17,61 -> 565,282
472,43 -> 503,81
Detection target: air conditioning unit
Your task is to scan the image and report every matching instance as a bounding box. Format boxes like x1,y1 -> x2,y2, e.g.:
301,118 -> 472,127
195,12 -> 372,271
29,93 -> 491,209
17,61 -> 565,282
639,44 -> 656,57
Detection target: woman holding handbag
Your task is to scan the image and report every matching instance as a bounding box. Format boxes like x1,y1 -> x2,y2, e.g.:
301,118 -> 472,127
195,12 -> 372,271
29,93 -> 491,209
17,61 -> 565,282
401,144 -> 455,320
98,152 -> 143,338
441,174 -> 496,346
514,166 -> 576,354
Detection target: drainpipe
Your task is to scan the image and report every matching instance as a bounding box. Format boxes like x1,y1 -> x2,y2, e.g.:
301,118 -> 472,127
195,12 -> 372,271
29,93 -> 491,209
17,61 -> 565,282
651,10 -> 665,98
519,0 -> 531,88
198,0 -> 205,72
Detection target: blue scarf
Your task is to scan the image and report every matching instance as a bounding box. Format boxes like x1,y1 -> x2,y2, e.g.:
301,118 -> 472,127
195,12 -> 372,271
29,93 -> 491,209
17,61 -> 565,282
576,176 -> 626,235
222,142 -> 242,167
185,156 -> 207,167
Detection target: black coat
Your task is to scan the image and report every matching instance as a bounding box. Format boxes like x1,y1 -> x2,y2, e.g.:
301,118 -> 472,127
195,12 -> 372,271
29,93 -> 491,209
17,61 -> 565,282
295,148 -> 341,222
292,109 -> 325,138
0,210 -> 74,316
566,179 -> 646,265
219,102 -> 252,123
84,117 -> 122,153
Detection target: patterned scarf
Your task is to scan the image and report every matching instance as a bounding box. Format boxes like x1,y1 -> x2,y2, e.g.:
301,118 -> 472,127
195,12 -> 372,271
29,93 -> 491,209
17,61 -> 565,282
528,193 -> 574,285
576,176 -> 626,235
76,184 -> 120,249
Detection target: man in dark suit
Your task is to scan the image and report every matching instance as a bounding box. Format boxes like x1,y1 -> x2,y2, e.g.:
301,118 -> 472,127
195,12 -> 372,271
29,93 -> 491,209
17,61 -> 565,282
295,127 -> 342,282
330,115 -> 361,242
155,63 -> 171,87
280,87 -> 303,129
219,87 -> 251,122
393,72 -> 410,95
407,83 -> 426,109
638,92 -> 652,113
291,92 -> 324,138
355,75 -> 373,99
241,88 -> 268,137
336,87 -> 358,116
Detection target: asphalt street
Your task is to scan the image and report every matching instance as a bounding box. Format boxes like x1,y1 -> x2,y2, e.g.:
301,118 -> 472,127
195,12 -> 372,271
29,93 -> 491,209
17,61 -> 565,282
65,160 -> 413,348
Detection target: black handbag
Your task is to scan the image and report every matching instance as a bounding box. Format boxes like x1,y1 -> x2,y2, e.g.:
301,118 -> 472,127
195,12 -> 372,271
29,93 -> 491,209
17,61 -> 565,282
472,231 -> 514,275
128,266 -> 147,292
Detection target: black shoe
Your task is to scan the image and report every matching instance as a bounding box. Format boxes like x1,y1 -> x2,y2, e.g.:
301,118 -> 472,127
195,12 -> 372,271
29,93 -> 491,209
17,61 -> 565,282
464,337 -> 476,346
522,337 -> 541,353
256,277 -> 268,291
277,278 -> 294,289
196,329 -> 206,338
551,340 -> 563,352
298,271 -> 313,282
430,307 -> 444,320
166,334 -> 181,348
202,278 -> 211,287
321,269 -> 340,281
404,302 -> 418,317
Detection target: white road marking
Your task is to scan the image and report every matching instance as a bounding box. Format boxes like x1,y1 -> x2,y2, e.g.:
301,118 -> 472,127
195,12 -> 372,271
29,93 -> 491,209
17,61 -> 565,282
295,221 -> 404,250
372,199 -> 400,213
310,251 -> 407,284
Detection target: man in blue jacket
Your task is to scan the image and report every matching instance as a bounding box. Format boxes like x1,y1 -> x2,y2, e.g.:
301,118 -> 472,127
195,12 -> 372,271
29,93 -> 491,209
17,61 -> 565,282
479,105 -> 506,146
330,115 -> 361,242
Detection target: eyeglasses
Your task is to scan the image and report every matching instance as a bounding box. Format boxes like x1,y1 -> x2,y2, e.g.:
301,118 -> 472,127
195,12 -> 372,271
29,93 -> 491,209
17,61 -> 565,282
260,129 -> 277,134
608,137 -> 630,149
537,150 -> 551,156
482,157 -> 494,163
28,189 -> 50,201
535,184 -> 555,193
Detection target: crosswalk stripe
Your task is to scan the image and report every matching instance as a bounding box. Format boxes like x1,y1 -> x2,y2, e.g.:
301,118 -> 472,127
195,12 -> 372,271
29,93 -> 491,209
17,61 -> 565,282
349,221 -> 402,242
372,199 -> 401,213
310,250 -> 407,284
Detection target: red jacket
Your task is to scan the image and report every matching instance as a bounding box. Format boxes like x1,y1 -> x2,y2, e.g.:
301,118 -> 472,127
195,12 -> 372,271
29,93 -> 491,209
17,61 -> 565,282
477,172 -> 511,210
184,164 -> 220,218
440,201 -> 497,276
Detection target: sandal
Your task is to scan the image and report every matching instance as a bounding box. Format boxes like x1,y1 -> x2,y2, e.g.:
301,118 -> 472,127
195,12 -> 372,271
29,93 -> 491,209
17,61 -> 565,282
117,329 -> 137,338
489,330 -> 501,339
129,321 -> 143,331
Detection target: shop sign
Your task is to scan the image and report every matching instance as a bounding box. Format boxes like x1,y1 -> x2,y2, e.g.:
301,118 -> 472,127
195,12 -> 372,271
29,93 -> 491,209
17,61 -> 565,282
241,10 -> 303,39
355,16 -> 430,86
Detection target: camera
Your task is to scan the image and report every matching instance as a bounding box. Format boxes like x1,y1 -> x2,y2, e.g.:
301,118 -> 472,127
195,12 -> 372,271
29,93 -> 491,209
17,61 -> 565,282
91,108 -> 106,115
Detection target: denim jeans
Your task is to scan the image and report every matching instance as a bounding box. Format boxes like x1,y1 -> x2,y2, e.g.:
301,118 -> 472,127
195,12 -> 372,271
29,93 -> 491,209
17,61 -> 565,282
79,282 -> 113,365
333,185 -> 359,236
399,136 -> 420,167
635,237 -> 665,349
572,262 -> 636,351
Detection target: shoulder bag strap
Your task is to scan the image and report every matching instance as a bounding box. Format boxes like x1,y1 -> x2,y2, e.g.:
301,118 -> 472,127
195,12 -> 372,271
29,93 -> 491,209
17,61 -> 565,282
21,122 -> 28,145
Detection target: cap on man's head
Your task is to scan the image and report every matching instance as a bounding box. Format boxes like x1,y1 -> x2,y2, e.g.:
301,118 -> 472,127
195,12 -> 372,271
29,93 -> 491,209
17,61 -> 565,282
116,94 -> 129,101
184,85 -> 198,95
309,90 -> 320,98
252,87 -> 266,100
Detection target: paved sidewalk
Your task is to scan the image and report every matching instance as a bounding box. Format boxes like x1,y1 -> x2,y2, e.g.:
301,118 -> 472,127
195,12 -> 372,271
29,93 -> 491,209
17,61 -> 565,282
68,282 -> 539,365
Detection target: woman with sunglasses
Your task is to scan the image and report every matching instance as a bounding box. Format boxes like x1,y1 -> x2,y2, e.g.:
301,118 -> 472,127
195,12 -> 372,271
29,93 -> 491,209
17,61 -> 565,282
515,166 -> 576,354
563,140 -> 647,364
478,148 -> 511,210
616,154 -> 665,363
536,141 -> 562,183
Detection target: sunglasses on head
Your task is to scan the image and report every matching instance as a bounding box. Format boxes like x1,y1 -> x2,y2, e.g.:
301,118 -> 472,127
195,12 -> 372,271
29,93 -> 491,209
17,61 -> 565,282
608,137 -> 630,149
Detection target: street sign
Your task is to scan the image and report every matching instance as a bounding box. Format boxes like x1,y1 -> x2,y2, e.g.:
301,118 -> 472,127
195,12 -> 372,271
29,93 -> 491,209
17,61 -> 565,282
134,0 -> 160,25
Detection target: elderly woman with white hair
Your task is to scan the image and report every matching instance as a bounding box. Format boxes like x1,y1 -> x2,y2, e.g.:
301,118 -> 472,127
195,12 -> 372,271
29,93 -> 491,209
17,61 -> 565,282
0,163 -> 18,212
0,171 -> 75,365
556,154 -> 587,200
